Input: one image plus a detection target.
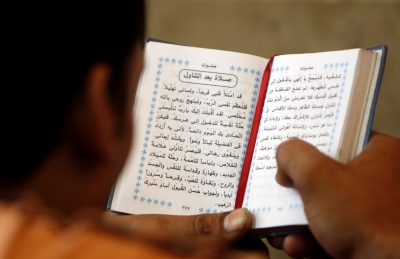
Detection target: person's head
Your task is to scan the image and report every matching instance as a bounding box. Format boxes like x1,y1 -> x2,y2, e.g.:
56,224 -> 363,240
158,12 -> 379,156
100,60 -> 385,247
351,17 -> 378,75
4,0 -> 145,213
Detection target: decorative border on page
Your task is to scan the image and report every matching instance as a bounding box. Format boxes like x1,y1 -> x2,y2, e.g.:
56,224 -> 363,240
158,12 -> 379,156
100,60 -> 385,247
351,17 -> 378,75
133,57 -> 262,213
228,65 -> 262,208
132,57 -> 189,208
325,61 -> 349,154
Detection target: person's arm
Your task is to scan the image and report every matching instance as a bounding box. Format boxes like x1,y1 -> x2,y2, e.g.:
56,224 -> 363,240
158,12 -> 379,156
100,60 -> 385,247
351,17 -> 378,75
0,199 -> 269,259
270,132 -> 400,259
102,208 -> 269,255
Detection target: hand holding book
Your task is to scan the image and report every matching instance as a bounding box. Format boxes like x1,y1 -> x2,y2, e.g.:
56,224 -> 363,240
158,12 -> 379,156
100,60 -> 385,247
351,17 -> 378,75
270,132 -> 400,258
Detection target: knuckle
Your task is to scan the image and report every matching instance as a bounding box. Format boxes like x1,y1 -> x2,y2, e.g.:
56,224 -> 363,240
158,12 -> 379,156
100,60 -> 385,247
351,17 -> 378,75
193,213 -> 225,236
193,214 -> 212,236
276,138 -> 302,162
276,140 -> 289,160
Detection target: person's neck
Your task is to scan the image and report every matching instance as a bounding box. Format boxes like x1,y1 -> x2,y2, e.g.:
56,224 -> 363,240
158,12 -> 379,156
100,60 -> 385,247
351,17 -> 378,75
17,143 -> 95,215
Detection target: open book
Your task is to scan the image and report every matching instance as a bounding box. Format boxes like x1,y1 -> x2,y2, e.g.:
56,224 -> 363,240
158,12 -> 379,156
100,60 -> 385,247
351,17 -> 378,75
108,39 -> 387,234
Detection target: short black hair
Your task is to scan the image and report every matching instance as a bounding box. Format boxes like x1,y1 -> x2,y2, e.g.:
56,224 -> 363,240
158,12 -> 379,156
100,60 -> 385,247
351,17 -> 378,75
5,0 -> 145,182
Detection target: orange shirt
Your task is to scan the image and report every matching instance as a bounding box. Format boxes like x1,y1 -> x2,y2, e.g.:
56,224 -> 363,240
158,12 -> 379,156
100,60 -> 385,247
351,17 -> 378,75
0,201 -> 182,259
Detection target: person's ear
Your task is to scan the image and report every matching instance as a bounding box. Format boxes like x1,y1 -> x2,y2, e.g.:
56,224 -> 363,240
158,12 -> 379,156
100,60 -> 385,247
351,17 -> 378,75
68,62 -> 116,165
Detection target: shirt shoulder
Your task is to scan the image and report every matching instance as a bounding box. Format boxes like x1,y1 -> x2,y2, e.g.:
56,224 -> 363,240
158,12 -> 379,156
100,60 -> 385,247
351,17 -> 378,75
0,201 -> 181,259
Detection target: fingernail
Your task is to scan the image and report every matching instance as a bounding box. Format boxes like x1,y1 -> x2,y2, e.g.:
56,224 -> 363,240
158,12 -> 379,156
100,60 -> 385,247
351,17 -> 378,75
224,208 -> 248,233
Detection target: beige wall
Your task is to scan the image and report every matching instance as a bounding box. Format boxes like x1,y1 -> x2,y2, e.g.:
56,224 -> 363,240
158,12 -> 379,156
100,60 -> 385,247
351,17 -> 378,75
146,1 -> 399,258
146,0 -> 400,138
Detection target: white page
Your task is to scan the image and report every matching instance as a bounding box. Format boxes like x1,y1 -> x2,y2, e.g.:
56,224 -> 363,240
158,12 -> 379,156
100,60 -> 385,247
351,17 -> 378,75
111,41 -> 269,215
244,49 -> 360,229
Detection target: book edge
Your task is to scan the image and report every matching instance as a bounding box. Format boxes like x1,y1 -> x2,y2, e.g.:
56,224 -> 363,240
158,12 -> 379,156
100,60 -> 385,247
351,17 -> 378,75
362,45 -> 388,148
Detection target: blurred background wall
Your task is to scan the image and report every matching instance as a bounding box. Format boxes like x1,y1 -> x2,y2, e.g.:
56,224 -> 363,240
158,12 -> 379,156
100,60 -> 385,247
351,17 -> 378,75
146,1 -> 399,258
146,0 -> 400,139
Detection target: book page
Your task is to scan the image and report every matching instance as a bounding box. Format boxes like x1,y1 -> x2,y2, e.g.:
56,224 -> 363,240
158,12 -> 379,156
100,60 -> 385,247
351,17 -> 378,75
244,50 -> 361,229
111,41 -> 269,215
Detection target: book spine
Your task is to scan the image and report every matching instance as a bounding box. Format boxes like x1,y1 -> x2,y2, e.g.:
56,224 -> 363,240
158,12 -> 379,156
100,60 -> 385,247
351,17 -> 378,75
235,55 -> 278,209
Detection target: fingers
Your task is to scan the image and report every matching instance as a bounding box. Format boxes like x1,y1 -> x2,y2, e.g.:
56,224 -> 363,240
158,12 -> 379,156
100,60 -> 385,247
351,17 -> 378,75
275,138 -> 343,195
212,249 -> 270,259
266,236 -> 285,250
103,208 -> 253,253
192,248 -> 270,259
268,233 -> 323,258
235,235 -> 270,254
275,138 -> 321,189
283,233 -> 323,258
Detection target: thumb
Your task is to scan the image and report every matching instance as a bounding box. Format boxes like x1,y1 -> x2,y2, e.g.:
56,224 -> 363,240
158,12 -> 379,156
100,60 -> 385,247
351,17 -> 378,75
275,138 -> 349,258
275,138 -> 343,197
102,208 -> 253,253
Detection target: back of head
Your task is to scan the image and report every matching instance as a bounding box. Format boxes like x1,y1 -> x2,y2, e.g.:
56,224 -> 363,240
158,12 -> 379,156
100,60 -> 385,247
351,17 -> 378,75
4,0 -> 145,184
